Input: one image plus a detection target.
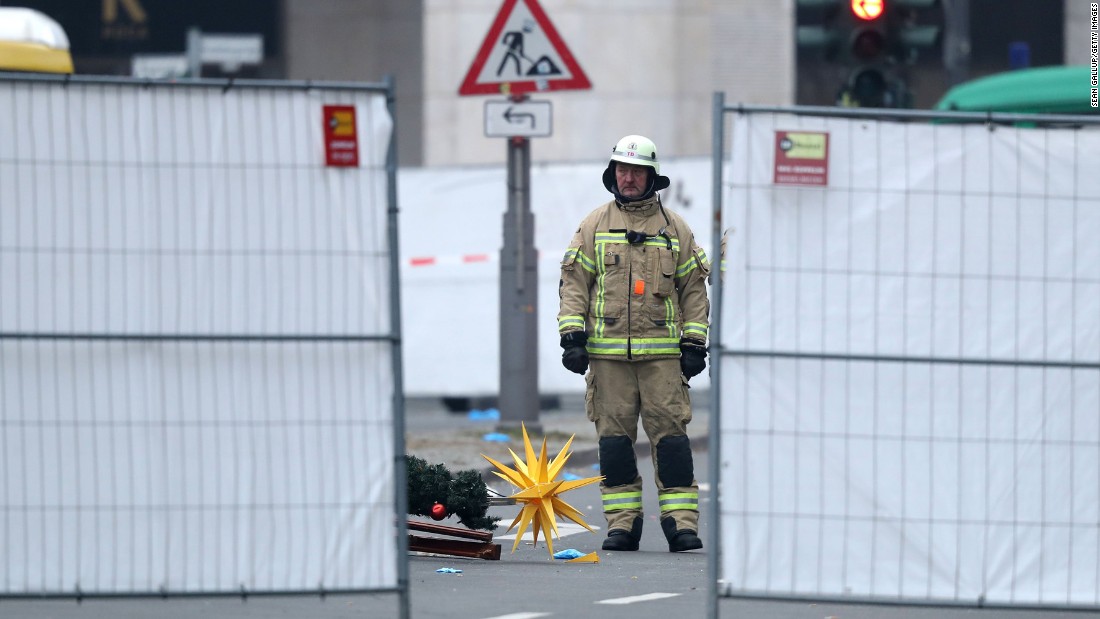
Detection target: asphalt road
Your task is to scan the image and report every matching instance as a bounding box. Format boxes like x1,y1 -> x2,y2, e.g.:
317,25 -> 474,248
5,446 -> 1099,619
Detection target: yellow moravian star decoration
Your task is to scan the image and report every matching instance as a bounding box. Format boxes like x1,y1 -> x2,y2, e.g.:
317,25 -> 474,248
482,423 -> 603,558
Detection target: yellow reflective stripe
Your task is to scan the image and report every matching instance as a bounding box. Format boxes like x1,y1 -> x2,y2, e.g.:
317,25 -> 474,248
664,298 -> 675,338
588,338 -> 628,355
676,255 -> 698,278
595,233 -> 628,244
677,248 -> 710,277
603,491 -> 642,500
659,492 -> 699,512
643,237 -> 679,250
603,491 -> 643,511
594,232 -> 680,251
588,337 -> 680,356
594,239 -> 609,338
589,345 -> 629,356
683,322 -> 708,340
564,247 -> 597,272
632,343 -> 679,355
575,250 -> 596,273
558,315 -> 584,331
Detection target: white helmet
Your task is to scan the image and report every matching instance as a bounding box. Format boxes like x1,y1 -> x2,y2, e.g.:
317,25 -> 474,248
610,134 -> 661,173
602,134 -> 671,199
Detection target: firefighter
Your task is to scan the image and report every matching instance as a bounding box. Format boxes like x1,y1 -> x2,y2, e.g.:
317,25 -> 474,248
557,135 -> 710,552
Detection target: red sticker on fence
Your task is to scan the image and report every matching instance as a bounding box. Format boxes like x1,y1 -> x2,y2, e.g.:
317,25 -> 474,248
323,105 -> 359,167
774,131 -> 828,186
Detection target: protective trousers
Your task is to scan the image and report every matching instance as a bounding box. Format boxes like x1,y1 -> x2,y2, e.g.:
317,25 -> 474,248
585,357 -> 700,534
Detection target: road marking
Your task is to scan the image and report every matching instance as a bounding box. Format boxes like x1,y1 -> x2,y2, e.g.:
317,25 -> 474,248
482,613 -> 550,619
493,521 -> 598,541
596,592 -> 681,605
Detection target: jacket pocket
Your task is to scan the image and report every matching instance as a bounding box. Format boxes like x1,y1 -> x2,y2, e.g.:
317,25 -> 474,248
692,246 -> 711,277
561,249 -> 578,271
592,248 -> 624,322
679,374 -> 693,424
654,247 -> 675,298
602,247 -> 622,270
584,371 -> 598,422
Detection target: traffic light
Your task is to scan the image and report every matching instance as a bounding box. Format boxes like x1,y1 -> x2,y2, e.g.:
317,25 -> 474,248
840,0 -> 892,107
850,1 -> 887,61
799,0 -> 943,108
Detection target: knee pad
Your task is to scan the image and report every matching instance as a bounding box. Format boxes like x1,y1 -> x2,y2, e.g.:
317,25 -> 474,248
598,435 -> 638,486
656,434 -> 694,488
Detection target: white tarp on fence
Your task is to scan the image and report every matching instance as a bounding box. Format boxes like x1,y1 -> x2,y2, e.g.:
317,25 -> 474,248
719,112 -> 1100,606
0,79 -> 397,594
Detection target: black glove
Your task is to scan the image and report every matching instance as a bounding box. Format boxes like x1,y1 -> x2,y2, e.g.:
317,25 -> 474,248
680,339 -> 707,379
560,331 -> 589,375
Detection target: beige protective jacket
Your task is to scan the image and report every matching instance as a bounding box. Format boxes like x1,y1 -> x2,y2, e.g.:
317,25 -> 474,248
557,196 -> 710,360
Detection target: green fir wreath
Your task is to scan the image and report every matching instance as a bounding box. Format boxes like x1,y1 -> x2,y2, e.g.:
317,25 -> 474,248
405,455 -> 500,531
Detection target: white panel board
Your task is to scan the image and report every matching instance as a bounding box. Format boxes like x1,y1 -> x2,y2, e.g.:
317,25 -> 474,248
0,79 -> 398,594
718,112 -> 1100,606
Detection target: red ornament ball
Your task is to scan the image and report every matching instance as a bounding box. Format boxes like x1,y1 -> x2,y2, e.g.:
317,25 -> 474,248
430,502 -> 447,520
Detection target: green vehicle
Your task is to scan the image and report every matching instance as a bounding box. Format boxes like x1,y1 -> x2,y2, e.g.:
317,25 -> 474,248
934,64 -> 1098,115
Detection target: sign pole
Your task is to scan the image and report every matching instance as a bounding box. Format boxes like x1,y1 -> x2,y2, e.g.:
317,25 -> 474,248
498,95 -> 540,433
460,0 -> 590,433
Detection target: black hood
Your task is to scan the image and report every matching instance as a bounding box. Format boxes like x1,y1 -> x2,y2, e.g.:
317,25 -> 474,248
602,162 -> 671,203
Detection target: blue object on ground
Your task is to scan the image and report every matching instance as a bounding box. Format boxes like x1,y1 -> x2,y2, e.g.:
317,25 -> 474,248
562,472 -> 582,481
482,432 -> 510,442
435,567 -> 463,574
467,408 -> 501,421
553,549 -> 584,560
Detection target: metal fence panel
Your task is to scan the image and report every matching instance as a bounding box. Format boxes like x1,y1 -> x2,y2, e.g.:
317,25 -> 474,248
0,75 -> 404,598
713,104 -> 1100,609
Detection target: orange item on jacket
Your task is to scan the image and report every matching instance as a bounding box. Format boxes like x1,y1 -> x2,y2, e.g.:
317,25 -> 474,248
634,279 -> 645,295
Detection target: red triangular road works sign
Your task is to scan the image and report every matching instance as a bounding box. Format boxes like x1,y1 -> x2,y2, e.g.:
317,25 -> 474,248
458,0 -> 591,96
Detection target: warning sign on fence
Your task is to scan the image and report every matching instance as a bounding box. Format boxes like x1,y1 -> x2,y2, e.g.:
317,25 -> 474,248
773,130 -> 828,186
323,104 -> 359,167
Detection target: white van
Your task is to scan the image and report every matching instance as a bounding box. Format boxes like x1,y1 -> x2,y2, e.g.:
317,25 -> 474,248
0,7 -> 73,73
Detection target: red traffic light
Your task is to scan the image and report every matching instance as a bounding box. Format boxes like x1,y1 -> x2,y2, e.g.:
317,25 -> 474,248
851,0 -> 884,20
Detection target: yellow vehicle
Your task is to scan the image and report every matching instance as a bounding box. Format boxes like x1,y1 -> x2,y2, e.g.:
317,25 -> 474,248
0,7 -> 73,74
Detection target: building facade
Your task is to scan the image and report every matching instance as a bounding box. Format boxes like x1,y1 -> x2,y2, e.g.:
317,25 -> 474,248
9,0 -> 1076,166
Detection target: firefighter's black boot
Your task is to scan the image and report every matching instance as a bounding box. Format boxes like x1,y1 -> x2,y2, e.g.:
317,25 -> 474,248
601,516 -> 643,551
662,516 -> 703,552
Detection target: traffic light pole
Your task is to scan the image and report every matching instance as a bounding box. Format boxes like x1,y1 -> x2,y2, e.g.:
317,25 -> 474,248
498,129 -> 541,433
